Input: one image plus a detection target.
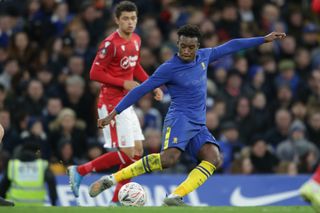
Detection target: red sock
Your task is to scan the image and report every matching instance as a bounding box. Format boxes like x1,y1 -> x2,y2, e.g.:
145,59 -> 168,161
112,155 -> 141,202
312,165 -> 320,184
77,151 -> 132,176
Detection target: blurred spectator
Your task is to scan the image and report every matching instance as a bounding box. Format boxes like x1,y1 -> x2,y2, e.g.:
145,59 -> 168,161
306,70 -> 320,116
216,3 -> 240,40
87,143 -> 105,161
42,97 -> 63,132
307,112 -> 320,149
143,128 -> 162,155
276,120 -> 319,163
295,48 -> 312,80
50,2 -> 73,37
249,136 -> 279,173
62,75 -> 96,136
138,93 -> 162,131
291,101 -> 307,122
72,28 -> 95,69
235,96 -> 254,144
0,58 -> 20,90
0,15 -> 15,48
49,108 -> 87,161
301,23 -> 319,50
275,60 -> 300,97
206,109 -> 220,138
231,149 -> 253,174
216,121 -> 243,173
20,117 -> 50,160
251,92 -> 270,134
14,79 -> 46,117
218,70 -> 244,119
265,109 -> 292,147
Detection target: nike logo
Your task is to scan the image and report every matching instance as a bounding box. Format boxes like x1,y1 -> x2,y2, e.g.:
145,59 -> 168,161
230,187 -> 300,206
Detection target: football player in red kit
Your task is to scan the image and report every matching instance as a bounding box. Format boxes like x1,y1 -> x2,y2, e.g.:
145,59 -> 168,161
67,1 -> 163,204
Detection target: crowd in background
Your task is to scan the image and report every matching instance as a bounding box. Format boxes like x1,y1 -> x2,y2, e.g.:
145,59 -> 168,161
0,0 -> 319,175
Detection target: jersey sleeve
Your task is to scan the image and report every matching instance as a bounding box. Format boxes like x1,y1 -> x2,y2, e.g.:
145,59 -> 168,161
206,37 -> 265,63
115,64 -> 172,113
89,40 -> 125,87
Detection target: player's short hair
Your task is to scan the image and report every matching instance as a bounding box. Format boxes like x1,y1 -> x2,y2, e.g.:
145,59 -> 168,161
114,1 -> 138,18
177,24 -> 201,41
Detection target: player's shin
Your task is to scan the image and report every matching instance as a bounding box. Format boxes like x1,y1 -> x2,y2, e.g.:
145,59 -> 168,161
114,153 -> 162,182
172,160 -> 216,197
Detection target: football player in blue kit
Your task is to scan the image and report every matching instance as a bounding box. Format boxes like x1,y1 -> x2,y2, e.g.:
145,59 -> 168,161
89,24 -> 286,206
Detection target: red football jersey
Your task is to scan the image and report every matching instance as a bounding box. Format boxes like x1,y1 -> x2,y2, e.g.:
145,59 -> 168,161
90,31 -> 148,110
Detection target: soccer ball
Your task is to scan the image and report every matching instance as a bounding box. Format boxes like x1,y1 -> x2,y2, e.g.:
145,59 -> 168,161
118,182 -> 146,206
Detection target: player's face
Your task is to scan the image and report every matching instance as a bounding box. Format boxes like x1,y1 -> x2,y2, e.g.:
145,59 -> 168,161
177,35 -> 199,62
116,11 -> 137,35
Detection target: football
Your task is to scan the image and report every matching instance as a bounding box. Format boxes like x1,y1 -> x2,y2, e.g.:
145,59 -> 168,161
118,182 -> 146,206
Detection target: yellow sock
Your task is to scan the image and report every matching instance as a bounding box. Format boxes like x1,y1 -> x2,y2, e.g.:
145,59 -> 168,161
173,160 -> 216,197
114,153 -> 162,182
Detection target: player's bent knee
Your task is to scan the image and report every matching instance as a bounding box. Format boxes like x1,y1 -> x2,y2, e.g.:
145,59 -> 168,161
160,148 -> 181,168
199,143 -> 222,168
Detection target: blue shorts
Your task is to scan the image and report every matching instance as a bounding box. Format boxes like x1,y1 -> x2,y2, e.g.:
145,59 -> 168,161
161,114 -> 220,162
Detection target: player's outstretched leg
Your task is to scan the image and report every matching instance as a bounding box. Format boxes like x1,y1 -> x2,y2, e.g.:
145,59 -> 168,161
162,160 -> 216,206
89,175 -> 116,197
67,166 -> 84,198
0,196 -> 14,206
163,143 -> 221,206
89,153 -> 162,197
67,151 -> 134,197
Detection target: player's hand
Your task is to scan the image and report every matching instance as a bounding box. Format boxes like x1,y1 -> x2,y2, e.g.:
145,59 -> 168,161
124,80 -> 140,91
264,32 -> 286,43
97,110 -> 117,129
153,88 -> 163,101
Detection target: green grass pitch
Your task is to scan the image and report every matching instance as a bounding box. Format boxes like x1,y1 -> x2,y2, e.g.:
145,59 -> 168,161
0,206 -> 314,213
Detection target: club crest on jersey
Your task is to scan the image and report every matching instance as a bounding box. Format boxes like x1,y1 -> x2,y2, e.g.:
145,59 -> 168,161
173,137 -> 178,143
201,62 -> 206,70
134,40 -> 139,51
121,45 -> 126,51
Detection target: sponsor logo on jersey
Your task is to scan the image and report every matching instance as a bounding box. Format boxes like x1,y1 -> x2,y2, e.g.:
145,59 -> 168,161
121,45 -> 126,51
120,55 -> 138,69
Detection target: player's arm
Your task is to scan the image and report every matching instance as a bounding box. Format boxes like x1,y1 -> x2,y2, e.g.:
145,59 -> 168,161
98,64 -> 171,128
90,41 -> 127,87
208,32 -> 286,62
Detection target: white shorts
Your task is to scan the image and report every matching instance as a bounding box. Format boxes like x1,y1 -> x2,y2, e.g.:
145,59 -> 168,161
98,105 -> 144,148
